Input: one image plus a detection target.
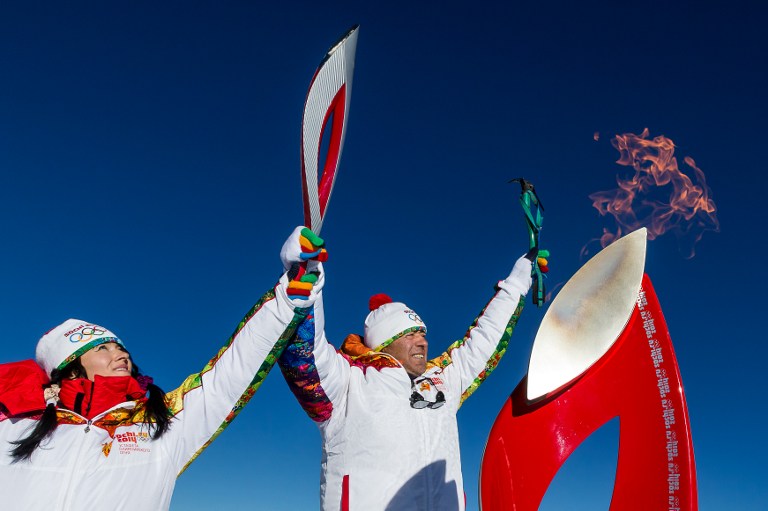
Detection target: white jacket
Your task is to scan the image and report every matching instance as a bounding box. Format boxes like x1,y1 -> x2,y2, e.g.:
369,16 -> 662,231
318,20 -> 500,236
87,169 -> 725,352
0,274 -> 317,511
279,264 -> 530,511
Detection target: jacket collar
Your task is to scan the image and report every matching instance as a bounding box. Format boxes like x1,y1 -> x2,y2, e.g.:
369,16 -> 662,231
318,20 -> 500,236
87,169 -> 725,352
59,375 -> 145,419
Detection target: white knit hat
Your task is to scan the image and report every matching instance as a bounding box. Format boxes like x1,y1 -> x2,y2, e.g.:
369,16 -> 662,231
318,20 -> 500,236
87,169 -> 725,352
364,294 -> 427,351
35,319 -> 126,376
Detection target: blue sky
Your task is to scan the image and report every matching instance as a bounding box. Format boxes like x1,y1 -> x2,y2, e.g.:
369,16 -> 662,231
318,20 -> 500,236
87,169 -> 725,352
1,2 -> 765,509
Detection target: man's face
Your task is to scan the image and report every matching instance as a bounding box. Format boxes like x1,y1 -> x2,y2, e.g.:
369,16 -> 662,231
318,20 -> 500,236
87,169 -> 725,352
382,331 -> 428,378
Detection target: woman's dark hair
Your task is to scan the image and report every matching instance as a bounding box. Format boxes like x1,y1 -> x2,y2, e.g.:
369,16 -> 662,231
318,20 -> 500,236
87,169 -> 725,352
10,355 -> 171,462
131,363 -> 172,440
9,368 -> 65,462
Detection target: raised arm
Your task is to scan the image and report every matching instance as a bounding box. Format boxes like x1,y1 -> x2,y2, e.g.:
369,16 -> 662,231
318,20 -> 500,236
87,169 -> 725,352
278,288 -> 354,425
431,255 -> 533,405
160,227 -> 325,475
277,231 -> 351,426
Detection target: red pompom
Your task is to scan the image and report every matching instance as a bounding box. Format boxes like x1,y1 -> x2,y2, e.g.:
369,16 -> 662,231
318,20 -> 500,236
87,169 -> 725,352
369,293 -> 393,311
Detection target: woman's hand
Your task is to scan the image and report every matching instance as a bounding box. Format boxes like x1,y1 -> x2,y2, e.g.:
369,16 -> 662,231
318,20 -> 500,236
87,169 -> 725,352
280,226 -> 328,301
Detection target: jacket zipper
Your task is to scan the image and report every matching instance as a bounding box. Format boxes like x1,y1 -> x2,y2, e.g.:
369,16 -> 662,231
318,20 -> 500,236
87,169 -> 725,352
58,402 -> 133,509
419,411 -> 431,510
59,415 -> 92,511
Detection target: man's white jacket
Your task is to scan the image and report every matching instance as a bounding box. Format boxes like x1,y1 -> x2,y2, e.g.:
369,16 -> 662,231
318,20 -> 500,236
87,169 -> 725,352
279,260 -> 531,511
0,274 -> 317,511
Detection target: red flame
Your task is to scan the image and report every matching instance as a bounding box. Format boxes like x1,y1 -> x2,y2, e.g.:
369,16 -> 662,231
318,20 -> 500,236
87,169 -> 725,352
585,128 -> 719,259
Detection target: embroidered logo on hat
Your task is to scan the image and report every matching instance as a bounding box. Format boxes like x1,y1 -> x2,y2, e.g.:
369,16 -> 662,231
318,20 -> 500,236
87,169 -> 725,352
64,324 -> 108,344
404,310 -> 424,324
35,319 -> 126,376
363,294 -> 427,351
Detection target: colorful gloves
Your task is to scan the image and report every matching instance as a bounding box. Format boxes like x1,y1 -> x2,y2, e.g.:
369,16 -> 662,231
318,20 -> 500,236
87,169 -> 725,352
524,247 -> 550,274
513,247 -> 552,299
280,226 -> 328,301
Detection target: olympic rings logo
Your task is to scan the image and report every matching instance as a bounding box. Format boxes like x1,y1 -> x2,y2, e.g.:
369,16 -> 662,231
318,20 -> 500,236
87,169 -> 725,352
407,313 -> 424,324
68,326 -> 107,344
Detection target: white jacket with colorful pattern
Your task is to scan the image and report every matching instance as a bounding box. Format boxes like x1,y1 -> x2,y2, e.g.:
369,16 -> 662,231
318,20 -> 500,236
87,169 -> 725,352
279,262 -> 530,511
0,273 -> 317,511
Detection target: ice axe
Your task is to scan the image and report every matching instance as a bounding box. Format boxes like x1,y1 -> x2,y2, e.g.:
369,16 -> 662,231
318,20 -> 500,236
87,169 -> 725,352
510,177 -> 547,306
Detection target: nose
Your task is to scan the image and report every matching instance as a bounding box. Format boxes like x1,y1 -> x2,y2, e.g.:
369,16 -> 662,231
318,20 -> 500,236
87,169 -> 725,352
112,346 -> 129,361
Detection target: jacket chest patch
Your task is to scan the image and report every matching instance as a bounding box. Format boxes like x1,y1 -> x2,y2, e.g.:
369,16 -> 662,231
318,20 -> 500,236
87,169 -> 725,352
415,376 -> 445,393
410,375 -> 447,410
106,431 -> 152,456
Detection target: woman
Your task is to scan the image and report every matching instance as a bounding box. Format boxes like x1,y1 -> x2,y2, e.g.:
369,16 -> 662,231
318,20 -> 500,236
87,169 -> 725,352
0,226 -> 325,510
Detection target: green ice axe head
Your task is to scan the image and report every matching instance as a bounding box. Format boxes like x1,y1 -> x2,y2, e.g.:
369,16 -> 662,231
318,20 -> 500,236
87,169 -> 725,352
510,177 -> 546,307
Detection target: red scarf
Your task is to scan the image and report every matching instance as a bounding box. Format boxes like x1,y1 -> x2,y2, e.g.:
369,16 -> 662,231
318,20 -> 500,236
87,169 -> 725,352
0,360 -> 145,420
58,375 -> 145,419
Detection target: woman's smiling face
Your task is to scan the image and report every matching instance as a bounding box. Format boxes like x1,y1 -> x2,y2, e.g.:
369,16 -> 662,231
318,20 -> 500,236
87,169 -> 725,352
79,342 -> 132,380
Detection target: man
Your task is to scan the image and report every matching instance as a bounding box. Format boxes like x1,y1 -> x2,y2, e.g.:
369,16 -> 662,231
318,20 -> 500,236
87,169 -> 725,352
279,245 -> 534,511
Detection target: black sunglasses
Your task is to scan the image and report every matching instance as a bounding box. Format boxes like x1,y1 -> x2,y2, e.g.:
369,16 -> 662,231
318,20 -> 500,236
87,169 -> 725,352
410,389 -> 446,409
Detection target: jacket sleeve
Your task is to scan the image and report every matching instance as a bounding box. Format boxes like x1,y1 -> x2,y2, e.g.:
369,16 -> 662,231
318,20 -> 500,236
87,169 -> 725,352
431,259 -> 531,406
162,271 -> 322,475
277,271 -> 351,425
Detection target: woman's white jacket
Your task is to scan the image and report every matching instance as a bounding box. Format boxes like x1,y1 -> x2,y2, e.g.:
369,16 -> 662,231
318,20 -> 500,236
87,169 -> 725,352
0,273 -> 318,511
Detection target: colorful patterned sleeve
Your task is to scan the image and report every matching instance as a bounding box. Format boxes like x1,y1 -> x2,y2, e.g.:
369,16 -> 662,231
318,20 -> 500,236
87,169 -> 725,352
161,275 -> 318,475
277,294 -> 352,426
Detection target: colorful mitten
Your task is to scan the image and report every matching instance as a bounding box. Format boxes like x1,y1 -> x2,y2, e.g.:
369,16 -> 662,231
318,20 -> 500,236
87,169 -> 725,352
280,226 -> 327,301
537,249 -> 550,274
